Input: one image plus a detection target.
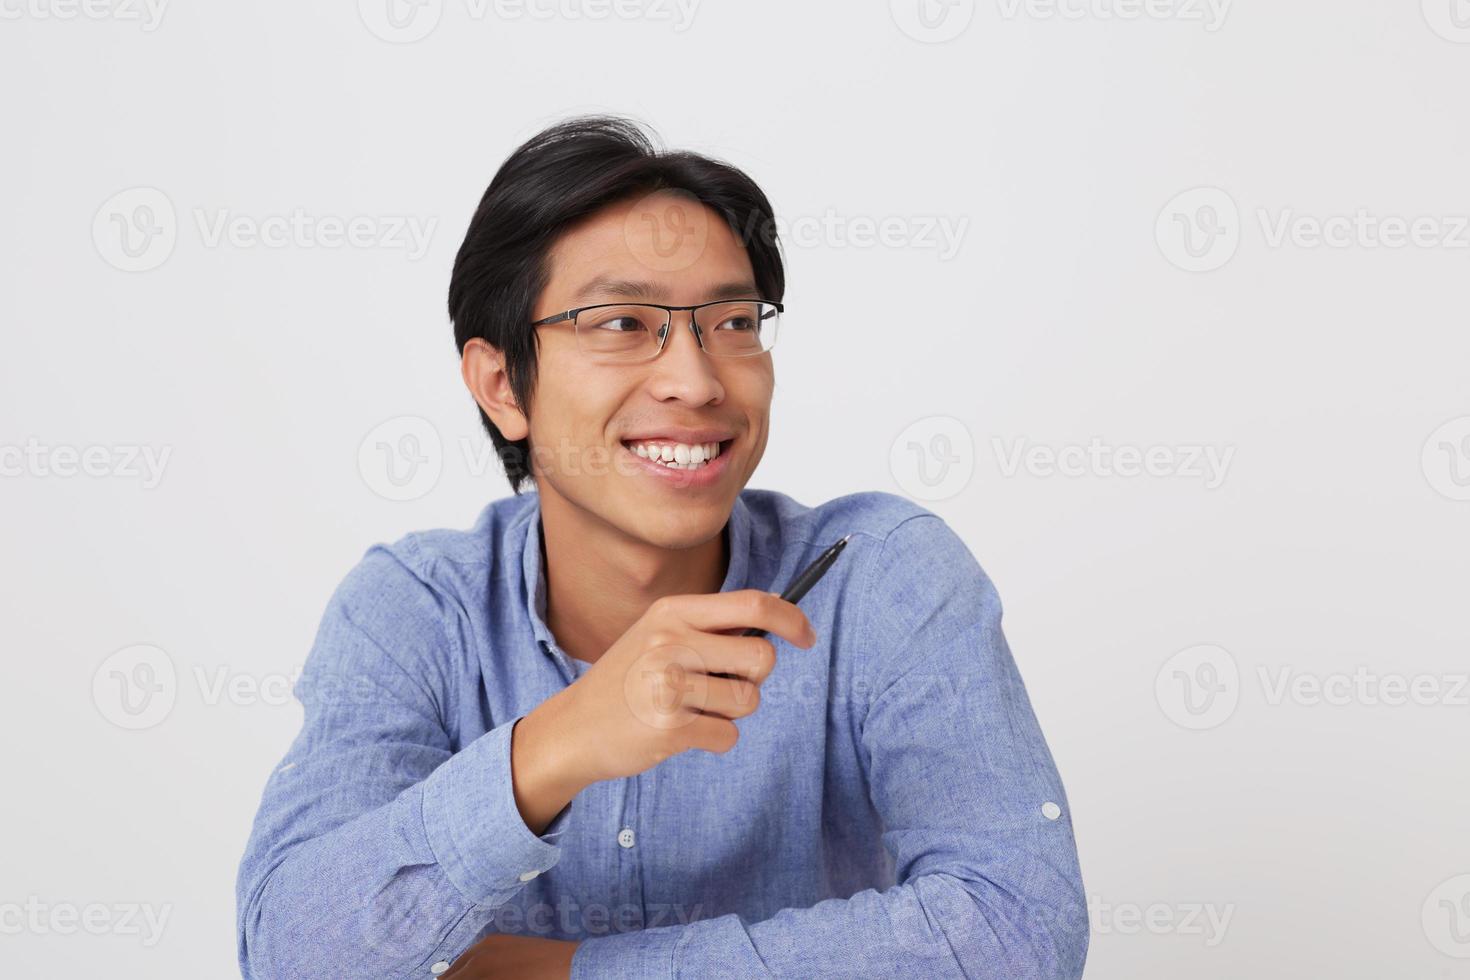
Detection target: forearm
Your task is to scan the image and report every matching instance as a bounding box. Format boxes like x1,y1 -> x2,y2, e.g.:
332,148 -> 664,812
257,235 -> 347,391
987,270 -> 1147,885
242,789 -> 469,978
570,862 -> 1088,980
238,719 -> 574,978
511,693 -> 590,836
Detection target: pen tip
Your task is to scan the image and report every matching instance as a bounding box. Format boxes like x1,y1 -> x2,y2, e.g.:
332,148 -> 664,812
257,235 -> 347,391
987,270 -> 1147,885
838,534 -> 852,545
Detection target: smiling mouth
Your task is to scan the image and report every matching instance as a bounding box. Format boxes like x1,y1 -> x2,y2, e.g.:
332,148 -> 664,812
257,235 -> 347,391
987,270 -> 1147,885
620,438 -> 731,471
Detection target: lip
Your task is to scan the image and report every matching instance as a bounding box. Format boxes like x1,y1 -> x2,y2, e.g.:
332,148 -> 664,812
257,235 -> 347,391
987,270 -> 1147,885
618,437 -> 733,489
619,428 -> 735,444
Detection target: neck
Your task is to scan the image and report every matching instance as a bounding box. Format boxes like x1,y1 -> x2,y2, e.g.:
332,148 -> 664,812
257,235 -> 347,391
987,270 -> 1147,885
536,490 -> 729,666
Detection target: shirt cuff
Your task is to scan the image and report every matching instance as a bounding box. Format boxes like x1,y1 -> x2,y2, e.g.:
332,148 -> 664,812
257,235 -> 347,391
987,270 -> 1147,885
570,922 -> 685,980
420,715 -> 572,903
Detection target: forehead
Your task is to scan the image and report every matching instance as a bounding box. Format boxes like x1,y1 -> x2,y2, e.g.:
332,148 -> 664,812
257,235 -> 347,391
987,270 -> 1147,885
542,191 -> 757,305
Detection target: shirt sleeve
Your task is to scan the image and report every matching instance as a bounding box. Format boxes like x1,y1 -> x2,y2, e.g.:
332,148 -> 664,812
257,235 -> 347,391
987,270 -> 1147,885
235,543 -> 574,979
569,512 -> 1089,979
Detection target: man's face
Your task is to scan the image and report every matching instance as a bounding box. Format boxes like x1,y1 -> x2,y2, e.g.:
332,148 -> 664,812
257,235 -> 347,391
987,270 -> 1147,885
525,190 -> 775,551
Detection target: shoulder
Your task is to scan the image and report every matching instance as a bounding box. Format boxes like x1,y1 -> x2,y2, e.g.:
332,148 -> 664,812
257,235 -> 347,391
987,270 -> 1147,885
328,493 -> 536,631
303,495 -> 536,708
742,486 -> 996,620
741,487 -> 970,564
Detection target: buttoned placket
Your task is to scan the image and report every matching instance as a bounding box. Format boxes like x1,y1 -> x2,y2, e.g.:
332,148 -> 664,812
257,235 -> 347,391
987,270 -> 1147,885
517,494 -> 751,943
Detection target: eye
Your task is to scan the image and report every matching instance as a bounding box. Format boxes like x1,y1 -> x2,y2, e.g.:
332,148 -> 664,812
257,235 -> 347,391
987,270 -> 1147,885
591,315 -> 647,333
714,314 -> 757,332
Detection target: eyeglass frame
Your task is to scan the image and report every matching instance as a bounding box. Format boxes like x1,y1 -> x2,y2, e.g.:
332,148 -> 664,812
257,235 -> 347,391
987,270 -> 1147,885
530,298 -> 784,361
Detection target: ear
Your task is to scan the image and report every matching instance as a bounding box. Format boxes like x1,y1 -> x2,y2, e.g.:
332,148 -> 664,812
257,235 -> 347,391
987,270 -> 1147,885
461,338 -> 529,441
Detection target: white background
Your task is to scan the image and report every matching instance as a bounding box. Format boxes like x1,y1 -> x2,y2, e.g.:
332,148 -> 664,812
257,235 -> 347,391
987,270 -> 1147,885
3,1 -> 1469,977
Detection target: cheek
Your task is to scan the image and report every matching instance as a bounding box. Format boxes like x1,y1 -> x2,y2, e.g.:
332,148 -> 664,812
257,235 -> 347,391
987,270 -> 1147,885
729,362 -> 775,414
529,364 -> 625,452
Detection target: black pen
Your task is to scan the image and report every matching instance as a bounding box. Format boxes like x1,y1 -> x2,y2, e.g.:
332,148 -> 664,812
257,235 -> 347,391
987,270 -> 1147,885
741,534 -> 852,638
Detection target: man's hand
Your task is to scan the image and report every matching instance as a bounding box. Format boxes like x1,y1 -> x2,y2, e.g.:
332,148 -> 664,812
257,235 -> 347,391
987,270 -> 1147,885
529,589 -> 814,771
440,934 -> 580,980
510,589 -> 816,834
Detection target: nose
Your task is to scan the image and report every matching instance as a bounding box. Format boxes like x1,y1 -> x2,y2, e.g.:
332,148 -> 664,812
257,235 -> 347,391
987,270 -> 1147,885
646,310 -> 725,405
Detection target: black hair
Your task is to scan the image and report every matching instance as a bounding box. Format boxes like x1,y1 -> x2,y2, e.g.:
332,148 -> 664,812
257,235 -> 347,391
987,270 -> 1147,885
447,114 -> 786,494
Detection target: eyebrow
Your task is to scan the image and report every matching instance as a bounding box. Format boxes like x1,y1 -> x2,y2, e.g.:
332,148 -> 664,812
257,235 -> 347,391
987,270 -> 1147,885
572,277 -> 762,305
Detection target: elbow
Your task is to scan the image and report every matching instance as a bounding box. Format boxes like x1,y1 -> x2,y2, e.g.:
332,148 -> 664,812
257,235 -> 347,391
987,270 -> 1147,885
918,871 -> 1089,979
977,876 -> 1089,980
239,864 -> 323,980
238,868 -> 287,980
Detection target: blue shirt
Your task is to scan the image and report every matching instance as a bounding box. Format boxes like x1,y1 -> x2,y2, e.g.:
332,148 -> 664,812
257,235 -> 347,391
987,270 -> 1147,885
235,489 -> 1088,978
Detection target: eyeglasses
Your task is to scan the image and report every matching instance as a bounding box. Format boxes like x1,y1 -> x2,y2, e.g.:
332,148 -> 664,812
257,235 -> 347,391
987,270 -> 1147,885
530,299 -> 782,364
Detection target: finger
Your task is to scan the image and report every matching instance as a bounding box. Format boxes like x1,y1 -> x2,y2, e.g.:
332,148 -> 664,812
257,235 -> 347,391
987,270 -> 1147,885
691,673 -> 762,720
662,589 -> 815,648
650,631 -> 776,685
681,711 -> 740,755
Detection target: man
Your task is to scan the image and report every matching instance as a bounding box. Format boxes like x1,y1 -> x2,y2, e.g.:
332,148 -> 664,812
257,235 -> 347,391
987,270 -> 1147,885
235,116 -> 1088,979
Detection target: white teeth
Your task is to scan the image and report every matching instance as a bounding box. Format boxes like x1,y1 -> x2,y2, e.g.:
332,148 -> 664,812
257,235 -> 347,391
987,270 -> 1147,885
626,439 -> 725,470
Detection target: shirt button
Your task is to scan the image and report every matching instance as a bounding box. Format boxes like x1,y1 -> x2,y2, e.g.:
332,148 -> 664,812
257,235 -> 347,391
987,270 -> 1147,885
1041,801 -> 1062,821
518,869 -> 540,882
617,827 -> 636,848
430,962 -> 450,975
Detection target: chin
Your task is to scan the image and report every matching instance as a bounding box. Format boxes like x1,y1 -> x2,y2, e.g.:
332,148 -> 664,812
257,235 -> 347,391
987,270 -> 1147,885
621,501 -> 730,551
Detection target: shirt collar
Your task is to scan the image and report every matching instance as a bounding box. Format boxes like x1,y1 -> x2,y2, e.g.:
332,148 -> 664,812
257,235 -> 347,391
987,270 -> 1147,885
519,492 -> 752,659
